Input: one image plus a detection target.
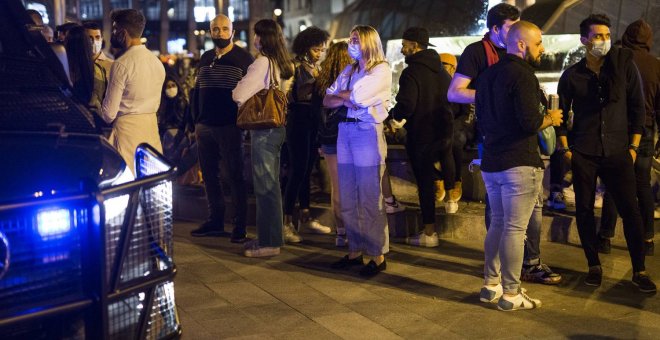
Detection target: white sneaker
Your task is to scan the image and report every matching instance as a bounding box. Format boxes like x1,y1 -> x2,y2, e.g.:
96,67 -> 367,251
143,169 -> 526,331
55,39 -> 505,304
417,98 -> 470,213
244,245 -> 280,257
562,185 -> 576,207
594,191 -> 604,209
283,223 -> 302,243
497,291 -> 541,311
385,197 -> 405,214
479,284 -> 503,303
406,232 -> 439,247
301,219 -> 332,234
445,200 -> 458,214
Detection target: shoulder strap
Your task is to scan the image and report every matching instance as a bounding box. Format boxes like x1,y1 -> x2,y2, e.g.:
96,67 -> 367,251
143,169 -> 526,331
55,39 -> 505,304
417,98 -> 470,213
267,58 -> 279,89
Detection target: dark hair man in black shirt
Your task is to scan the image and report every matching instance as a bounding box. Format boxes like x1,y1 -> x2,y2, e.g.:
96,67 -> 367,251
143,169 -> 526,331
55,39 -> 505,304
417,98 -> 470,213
476,21 -> 563,311
449,3 -> 561,285
189,14 -> 254,242
390,27 -> 453,248
557,14 -> 656,293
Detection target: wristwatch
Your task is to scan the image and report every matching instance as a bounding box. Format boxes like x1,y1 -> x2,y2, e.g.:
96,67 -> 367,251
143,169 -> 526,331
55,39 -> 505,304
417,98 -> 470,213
557,146 -> 571,155
629,144 -> 639,152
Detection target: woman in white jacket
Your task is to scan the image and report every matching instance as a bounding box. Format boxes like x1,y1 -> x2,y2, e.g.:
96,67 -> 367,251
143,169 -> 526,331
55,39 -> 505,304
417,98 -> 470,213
233,19 -> 294,257
323,25 -> 392,276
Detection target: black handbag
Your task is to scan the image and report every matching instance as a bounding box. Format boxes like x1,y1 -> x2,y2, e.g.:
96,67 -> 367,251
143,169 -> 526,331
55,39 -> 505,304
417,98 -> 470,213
317,73 -> 352,145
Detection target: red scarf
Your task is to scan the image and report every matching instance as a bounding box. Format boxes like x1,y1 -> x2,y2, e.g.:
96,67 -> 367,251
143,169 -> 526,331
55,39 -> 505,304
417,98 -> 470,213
482,32 -> 500,67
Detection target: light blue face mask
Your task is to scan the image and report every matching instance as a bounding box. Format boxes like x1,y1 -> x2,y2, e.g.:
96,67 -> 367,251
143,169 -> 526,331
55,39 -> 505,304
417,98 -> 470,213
589,39 -> 611,58
348,43 -> 362,60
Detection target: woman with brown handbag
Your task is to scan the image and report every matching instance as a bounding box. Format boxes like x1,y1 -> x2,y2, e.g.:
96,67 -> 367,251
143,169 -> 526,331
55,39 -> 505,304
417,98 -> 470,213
233,19 -> 294,257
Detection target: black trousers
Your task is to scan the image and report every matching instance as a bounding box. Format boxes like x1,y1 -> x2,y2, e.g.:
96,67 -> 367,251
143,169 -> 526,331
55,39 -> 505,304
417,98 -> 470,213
406,139 -> 455,224
283,108 -> 318,215
571,150 -> 645,272
600,130 -> 655,241
195,123 -> 248,229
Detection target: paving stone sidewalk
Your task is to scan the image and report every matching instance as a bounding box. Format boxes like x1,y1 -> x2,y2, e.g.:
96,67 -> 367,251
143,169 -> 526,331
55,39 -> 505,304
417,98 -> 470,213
173,221 -> 659,339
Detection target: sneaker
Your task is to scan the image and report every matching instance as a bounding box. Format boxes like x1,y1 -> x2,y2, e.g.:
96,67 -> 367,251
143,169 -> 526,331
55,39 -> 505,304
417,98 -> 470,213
479,284 -> 503,303
644,241 -> 654,256
283,223 -> 302,243
585,266 -> 603,286
335,235 -> 348,247
385,196 -> 405,214
244,243 -> 280,257
594,191 -> 604,209
445,200 -> 458,214
301,219 -> 332,234
562,185 -> 576,207
230,227 -> 248,243
435,180 -> 446,202
654,208 -> 660,220
598,237 -> 611,254
448,181 -> 462,202
632,273 -> 657,293
497,291 -> 542,311
546,192 -> 566,210
359,259 -> 387,277
190,220 -> 230,237
521,263 -> 562,285
406,232 -> 439,247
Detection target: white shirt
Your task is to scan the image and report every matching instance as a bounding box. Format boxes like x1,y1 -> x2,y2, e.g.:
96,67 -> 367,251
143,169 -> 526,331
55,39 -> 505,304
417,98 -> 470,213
101,45 -> 165,123
326,62 -> 392,123
232,55 -> 292,107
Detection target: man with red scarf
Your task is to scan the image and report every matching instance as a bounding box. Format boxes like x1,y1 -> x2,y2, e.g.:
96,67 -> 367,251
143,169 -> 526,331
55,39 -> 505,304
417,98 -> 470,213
448,3 -> 561,285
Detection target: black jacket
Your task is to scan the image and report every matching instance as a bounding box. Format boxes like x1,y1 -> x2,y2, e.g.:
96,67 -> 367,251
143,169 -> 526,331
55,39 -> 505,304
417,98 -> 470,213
391,49 -> 453,145
556,47 -> 645,157
476,54 -> 544,172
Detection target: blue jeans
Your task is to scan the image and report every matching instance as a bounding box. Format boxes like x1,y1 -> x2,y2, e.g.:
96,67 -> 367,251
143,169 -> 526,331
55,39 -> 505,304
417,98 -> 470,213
251,127 -> 286,247
337,122 -> 389,256
482,166 -> 543,294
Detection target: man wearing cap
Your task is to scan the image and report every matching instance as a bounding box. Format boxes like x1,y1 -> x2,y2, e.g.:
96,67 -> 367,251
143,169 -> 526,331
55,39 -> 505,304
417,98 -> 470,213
390,27 -> 454,247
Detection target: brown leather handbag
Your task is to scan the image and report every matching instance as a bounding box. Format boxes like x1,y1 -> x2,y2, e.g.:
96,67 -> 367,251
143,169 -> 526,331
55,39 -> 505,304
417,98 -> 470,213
237,58 -> 288,130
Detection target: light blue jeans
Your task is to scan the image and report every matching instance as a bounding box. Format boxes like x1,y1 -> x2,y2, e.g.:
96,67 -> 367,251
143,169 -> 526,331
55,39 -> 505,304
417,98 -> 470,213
250,127 -> 285,247
337,122 -> 389,256
482,166 -> 543,294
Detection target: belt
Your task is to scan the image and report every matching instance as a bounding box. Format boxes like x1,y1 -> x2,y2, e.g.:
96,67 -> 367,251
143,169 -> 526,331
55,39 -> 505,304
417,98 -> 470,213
341,117 -> 362,123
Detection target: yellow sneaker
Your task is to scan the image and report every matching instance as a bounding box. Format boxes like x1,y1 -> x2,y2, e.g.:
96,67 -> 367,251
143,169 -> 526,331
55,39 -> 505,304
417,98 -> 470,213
448,181 -> 462,202
435,180 -> 445,202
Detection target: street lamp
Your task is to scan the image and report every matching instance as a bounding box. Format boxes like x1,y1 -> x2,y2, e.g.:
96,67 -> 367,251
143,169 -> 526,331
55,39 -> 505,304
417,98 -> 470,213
274,8 -> 282,17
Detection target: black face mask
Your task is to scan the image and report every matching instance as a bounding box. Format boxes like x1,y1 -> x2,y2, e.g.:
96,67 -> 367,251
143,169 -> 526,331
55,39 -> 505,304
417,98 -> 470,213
212,37 -> 231,49
110,29 -> 126,49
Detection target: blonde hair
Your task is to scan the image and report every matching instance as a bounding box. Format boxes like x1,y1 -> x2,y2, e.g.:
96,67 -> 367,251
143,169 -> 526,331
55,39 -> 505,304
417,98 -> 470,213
350,25 -> 387,72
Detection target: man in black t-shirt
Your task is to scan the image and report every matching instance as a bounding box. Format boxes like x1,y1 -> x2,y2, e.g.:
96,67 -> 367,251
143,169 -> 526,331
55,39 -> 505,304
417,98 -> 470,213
189,14 -> 254,242
448,3 -> 562,286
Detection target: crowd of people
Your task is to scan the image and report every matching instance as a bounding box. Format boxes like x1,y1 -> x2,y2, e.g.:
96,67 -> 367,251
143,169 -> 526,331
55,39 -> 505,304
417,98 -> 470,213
27,2 -> 658,311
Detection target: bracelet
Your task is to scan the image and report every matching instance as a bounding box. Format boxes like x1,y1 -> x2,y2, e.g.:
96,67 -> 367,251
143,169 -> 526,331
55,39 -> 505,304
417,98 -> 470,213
629,144 -> 639,152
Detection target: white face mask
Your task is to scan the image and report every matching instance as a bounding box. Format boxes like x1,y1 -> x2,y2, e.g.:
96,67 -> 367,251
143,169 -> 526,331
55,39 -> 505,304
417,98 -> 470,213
165,87 -> 178,98
348,43 -> 362,61
92,40 -> 103,56
589,39 -> 611,58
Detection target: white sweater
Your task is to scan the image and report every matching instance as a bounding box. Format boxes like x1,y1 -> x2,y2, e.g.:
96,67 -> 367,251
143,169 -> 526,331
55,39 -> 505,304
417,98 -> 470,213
232,55 -> 293,107
325,62 -> 392,123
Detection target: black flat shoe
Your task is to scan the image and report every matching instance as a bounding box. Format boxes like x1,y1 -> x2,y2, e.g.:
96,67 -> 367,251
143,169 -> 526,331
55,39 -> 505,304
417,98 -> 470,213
359,259 -> 386,277
331,255 -> 363,269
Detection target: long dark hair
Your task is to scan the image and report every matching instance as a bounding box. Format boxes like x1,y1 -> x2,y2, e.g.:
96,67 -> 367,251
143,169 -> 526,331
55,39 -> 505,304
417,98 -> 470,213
316,41 -> 353,96
65,25 -> 94,104
254,19 -> 293,79
157,73 -> 188,130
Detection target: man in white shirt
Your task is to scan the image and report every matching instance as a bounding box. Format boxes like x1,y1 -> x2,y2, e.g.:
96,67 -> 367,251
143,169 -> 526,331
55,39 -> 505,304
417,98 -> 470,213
101,9 -> 165,174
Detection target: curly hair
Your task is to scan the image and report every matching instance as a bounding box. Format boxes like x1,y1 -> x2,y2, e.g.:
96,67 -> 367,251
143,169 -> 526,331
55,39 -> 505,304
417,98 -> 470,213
316,41 -> 353,96
292,26 -> 329,57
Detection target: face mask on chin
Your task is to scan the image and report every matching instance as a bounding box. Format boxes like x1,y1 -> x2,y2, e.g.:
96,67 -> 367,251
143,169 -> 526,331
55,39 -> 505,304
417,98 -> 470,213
589,39 -> 611,58
212,37 -> 231,49
348,43 -> 362,61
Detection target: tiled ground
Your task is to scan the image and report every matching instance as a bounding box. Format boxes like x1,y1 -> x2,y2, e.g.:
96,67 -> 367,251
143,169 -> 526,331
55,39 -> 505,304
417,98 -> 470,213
173,221 -> 659,339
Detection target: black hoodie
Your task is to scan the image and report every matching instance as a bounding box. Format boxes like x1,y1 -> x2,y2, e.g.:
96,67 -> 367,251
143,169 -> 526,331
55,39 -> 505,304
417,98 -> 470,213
391,48 -> 453,145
